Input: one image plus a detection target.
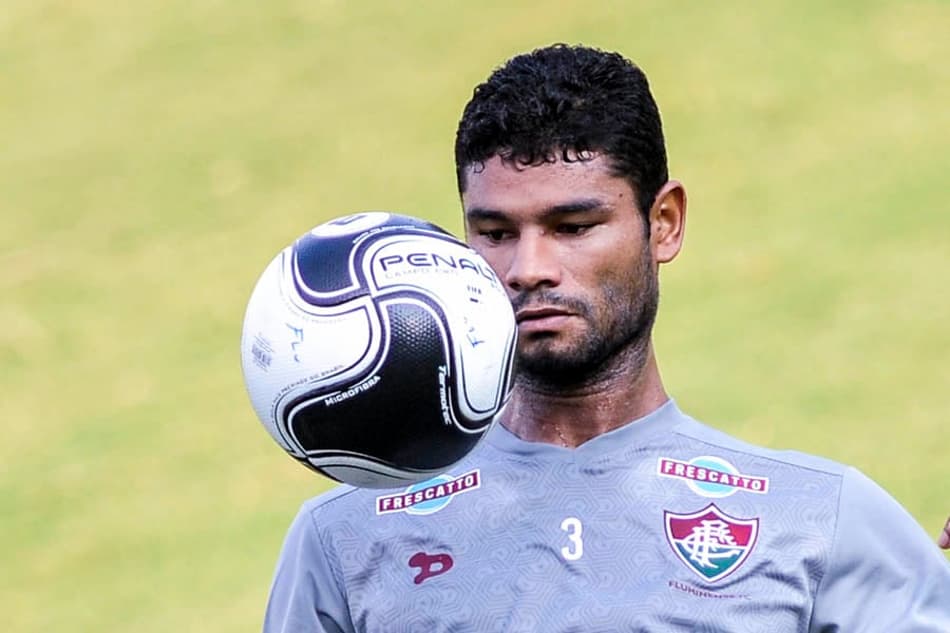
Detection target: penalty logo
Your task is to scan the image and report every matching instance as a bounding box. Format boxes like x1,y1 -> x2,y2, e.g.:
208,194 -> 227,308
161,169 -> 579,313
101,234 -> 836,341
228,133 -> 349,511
664,504 -> 759,582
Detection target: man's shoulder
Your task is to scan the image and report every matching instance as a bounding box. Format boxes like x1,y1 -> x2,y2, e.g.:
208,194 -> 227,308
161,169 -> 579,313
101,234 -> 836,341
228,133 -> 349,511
297,482 -> 374,519
670,407 -> 850,480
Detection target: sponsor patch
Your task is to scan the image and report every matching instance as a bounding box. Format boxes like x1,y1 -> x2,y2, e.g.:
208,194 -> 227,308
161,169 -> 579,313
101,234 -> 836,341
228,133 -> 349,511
376,469 -> 480,515
657,456 -> 769,498
665,504 -> 759,582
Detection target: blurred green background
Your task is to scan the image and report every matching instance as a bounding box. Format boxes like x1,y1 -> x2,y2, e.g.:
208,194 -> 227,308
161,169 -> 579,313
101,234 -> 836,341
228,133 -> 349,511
2,0 -> 948,631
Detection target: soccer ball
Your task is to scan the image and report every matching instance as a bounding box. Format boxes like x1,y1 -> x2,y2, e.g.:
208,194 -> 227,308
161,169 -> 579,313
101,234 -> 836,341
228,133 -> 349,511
240,212 -> 517,488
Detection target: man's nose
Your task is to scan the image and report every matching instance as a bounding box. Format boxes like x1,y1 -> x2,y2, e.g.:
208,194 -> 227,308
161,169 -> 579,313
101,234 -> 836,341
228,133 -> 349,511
504,233 -> 561,292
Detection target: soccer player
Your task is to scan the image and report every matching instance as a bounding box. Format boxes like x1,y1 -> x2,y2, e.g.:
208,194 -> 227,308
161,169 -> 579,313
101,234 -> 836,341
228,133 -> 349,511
941,516 -> 950,549
263,44 -> 950,631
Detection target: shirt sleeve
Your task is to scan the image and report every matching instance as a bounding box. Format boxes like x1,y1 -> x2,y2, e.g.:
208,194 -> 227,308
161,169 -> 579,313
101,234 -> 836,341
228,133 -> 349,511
263,503 -> 355,633
809,467 -> 950,631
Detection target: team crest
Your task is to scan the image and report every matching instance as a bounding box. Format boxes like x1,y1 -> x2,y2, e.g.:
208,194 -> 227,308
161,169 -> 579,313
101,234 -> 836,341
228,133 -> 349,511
664,504 -> 759,582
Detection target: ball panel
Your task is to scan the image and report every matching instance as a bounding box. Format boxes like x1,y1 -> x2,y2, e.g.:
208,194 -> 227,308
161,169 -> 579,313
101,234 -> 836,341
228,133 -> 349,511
294,213 -> 461,305
357,230 -> 517,426
293,232 -> 366,298
453,321 -> 518,424
312,458 -> 446,489
242,252 -> 386,457
362,233 -> 493,297
285,298 -> 483,474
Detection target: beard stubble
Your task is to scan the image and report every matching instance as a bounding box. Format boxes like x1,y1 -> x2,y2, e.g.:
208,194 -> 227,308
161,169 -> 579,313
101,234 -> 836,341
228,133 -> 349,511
511,245 -> 659,390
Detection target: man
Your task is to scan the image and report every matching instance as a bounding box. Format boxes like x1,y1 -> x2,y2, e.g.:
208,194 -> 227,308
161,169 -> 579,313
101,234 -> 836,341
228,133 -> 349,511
264,44 -> 950,632
941,517 -> 950,549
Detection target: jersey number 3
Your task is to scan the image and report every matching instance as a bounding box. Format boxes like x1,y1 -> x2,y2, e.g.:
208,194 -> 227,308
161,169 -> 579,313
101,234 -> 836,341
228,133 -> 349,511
560,517 -> 584,561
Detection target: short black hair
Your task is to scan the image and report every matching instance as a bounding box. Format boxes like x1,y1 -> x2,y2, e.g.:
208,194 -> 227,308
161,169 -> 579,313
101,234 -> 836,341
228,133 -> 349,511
455,44 -> 668,220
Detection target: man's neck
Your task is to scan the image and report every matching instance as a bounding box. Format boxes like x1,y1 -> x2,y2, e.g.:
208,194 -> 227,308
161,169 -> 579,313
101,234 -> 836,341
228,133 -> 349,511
499,347 -> 668,448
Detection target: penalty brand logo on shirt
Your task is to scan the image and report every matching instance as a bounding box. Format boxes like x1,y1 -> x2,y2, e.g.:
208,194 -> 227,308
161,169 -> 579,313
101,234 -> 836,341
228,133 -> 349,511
376,469 -> 481,515
408,551 -> 454,584
664,504 -> 759,583
657,456 -> 769,498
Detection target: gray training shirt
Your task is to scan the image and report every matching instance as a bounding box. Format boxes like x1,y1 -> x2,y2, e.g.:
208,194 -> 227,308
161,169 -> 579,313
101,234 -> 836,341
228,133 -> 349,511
263,400 -> 950,632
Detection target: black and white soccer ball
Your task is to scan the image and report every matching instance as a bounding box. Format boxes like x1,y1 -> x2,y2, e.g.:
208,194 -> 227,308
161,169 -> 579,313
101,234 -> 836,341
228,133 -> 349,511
240,212 -> 517,488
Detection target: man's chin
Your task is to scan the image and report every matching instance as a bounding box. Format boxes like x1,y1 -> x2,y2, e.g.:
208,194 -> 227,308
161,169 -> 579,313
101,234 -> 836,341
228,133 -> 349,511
515,347 -> 598,384
514,330 -> 651,387
515,337 -> 570,367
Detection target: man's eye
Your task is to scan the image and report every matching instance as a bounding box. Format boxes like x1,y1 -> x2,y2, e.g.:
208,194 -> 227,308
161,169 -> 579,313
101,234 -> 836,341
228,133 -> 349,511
480,229 -> 509,242
557,223 -> 594,235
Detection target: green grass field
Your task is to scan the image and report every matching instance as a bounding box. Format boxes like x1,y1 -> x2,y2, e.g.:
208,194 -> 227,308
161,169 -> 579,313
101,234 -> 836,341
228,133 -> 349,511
2,1 -> 948,630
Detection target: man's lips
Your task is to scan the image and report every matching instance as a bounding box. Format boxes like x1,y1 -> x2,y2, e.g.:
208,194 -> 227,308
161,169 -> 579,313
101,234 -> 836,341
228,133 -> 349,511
514,307 -> 574,331
515,307 -> 571,322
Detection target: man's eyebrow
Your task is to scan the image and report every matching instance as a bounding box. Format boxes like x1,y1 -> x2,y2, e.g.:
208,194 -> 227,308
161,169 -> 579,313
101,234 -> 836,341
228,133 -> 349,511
465,198 -> 608,222
464,207 -> 508,222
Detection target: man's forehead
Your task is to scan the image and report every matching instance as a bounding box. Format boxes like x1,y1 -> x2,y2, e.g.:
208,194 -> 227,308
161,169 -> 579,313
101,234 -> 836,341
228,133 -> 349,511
462,154 -> 634,213
465,149 -> 606,174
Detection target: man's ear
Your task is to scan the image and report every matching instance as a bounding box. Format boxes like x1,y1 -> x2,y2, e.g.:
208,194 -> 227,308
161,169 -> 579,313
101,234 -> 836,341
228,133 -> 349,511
649,180 -> 687,264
